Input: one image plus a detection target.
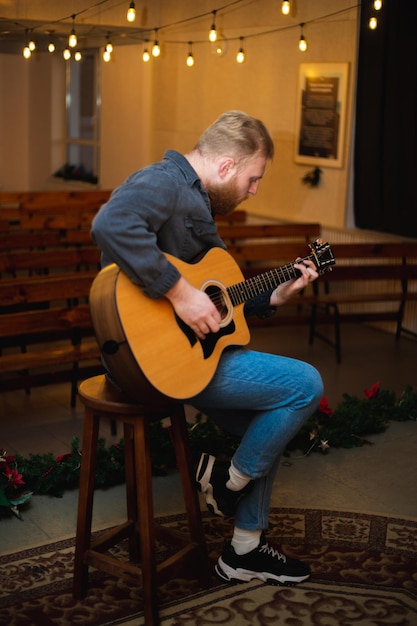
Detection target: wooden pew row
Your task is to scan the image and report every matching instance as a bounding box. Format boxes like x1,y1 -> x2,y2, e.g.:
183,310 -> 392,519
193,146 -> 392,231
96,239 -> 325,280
0,271 -> 102,405
307,242 -> 417,362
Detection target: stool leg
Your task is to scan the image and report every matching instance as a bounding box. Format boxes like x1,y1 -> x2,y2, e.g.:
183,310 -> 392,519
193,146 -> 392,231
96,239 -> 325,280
133,416 -> 160,626
123,421 -> 140,562
73,407 -> 100,600
170,407 -> 210,588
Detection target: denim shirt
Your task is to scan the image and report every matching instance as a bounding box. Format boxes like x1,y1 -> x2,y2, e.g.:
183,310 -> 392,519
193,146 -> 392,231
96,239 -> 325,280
91,150 -> 275,318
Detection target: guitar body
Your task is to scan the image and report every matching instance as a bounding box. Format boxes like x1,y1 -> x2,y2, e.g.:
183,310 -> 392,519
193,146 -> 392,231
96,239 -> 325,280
89,247 -> 250,400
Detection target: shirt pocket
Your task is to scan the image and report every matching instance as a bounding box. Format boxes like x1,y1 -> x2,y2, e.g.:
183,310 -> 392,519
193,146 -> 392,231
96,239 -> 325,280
182,217 -> 224,260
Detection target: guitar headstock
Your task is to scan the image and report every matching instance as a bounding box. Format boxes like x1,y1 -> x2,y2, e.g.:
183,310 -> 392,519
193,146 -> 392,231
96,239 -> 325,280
309,239 -> 335,275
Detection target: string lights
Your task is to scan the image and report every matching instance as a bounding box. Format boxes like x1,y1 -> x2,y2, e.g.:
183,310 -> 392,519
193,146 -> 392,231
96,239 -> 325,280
236,37 -> 245,63
281,1 -> 290,16
126,1 -> 136,23
152,30 -> 161,57
298,23 -> 307,51
186,42 -> 195,67
103,35 -> 113,62
22,30 -> 34,58
15,1 -> 367,63
68,15 -> 77,48
368,0 -> 383,30
209,11 -> 217,42
142,42 -> 151,62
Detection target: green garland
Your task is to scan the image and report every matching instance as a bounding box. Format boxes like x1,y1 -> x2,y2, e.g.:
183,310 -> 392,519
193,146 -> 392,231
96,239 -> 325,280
1,382 -> 417,519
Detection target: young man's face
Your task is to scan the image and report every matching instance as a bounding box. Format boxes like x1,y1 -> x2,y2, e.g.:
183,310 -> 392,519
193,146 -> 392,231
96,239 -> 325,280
207,154 -> 267,216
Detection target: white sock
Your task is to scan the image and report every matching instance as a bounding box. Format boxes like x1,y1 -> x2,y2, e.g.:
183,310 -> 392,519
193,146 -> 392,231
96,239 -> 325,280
226,461 -> 251,492
231,527 -> 262,555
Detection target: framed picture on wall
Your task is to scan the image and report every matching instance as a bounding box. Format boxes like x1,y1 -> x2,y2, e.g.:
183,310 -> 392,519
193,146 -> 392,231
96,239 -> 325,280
295,63 -> 349,169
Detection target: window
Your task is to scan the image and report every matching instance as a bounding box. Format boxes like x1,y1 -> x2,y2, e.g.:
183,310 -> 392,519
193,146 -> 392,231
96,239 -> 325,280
56,52 -> 100,184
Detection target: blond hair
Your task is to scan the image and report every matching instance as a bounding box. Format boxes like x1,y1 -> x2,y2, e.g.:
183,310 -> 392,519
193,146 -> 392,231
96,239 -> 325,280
195,111 -> 274,163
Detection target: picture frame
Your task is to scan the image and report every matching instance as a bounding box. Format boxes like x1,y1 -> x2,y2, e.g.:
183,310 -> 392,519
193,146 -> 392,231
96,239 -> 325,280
294,62 -> 350,169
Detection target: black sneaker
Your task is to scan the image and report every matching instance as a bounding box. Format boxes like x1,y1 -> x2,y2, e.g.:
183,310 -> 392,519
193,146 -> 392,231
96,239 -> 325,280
195,453 -> 251,517
215,534 -> 310,586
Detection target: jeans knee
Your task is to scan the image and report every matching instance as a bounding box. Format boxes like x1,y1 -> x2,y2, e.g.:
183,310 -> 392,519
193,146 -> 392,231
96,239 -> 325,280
309,366 -> 324,408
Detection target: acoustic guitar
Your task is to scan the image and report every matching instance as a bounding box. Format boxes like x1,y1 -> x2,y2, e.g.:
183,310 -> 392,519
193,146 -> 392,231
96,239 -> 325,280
89,241 -> 335,401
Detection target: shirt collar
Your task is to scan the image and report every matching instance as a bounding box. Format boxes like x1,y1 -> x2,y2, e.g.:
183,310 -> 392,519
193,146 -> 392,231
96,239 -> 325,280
163,150 -> 200,186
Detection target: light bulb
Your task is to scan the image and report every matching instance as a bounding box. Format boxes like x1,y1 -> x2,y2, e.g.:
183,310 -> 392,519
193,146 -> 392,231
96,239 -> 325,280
186,53 -> 194,67
299,24 -> 307,51
127,1 -> 136,22
152,41 -> 160,57
209,11 -> 217,42
142,48 -> 150,62
373,0 -> 382,9
236,44 -> 245,63
48,41 -> 55,53
74,51 -> 82,61
281,1 -> 290,16
28,39 -> 36,51
103,48 -> 111,62
69,30 -> 77,48
369,17 -> 378,29
69,16 -> 77,48
106,42 -> 113,54
63,48 -> 71,60
23,45 -> 31,59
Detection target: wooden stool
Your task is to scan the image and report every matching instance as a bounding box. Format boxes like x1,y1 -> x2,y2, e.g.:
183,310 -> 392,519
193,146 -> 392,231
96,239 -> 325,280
73,375 -> 209,626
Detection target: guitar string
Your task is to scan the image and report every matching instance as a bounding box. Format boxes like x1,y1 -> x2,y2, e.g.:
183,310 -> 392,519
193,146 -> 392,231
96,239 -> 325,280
207,246 -> 333,309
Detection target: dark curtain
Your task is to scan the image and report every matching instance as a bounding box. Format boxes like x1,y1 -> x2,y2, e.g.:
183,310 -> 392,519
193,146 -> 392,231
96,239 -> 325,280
354,1 -> 417,237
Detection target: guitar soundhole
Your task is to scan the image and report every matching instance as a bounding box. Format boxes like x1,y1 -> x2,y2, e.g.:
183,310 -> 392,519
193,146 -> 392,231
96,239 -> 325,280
205,285 -> 228,320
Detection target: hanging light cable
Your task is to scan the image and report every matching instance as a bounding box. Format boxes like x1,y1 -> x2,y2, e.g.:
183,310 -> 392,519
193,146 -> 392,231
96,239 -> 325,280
209,11 -> 217,42
127,1 -> 136,23
152,30 -> 161,57
236,37 -> 245,63
298,23 -> 307,51
281,1 -> 290,16
186,42 -> 195,67
69,15 -> 77,48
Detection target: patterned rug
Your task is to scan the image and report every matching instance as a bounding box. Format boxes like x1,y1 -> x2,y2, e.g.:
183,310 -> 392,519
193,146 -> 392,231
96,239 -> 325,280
1,508 -> 416,626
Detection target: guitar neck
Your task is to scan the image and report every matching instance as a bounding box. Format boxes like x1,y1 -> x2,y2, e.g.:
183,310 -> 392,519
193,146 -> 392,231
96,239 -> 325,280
227,253 -> 314,306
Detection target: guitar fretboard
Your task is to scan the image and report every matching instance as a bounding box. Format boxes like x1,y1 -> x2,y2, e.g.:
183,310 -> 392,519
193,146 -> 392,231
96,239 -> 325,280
226,255 -> 312,306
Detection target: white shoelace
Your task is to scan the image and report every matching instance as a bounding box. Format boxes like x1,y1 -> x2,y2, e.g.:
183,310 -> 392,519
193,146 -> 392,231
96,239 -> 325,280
259,542 -> 287,563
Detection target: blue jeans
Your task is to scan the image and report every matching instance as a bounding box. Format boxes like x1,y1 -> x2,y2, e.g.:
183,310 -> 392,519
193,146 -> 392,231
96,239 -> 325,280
189,347 -> 323,531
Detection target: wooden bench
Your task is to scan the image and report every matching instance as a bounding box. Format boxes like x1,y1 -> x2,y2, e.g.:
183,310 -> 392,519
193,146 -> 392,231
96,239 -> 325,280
0,271 -> 102,405
308,242 -> 417,362
218,221 -> 324,326
216,226 -> 417,362
0,190 -> 111,402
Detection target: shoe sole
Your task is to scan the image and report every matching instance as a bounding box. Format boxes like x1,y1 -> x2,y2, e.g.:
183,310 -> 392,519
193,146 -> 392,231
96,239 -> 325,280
215,558 -> 310,587
195,453 -> 214,493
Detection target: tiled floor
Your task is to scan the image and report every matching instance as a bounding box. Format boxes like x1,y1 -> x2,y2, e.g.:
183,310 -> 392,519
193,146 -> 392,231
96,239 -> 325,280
1,322 -> 416,554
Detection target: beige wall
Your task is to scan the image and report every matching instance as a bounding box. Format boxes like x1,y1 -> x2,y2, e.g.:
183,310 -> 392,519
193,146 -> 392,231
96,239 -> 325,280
0,0 -> 359,229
